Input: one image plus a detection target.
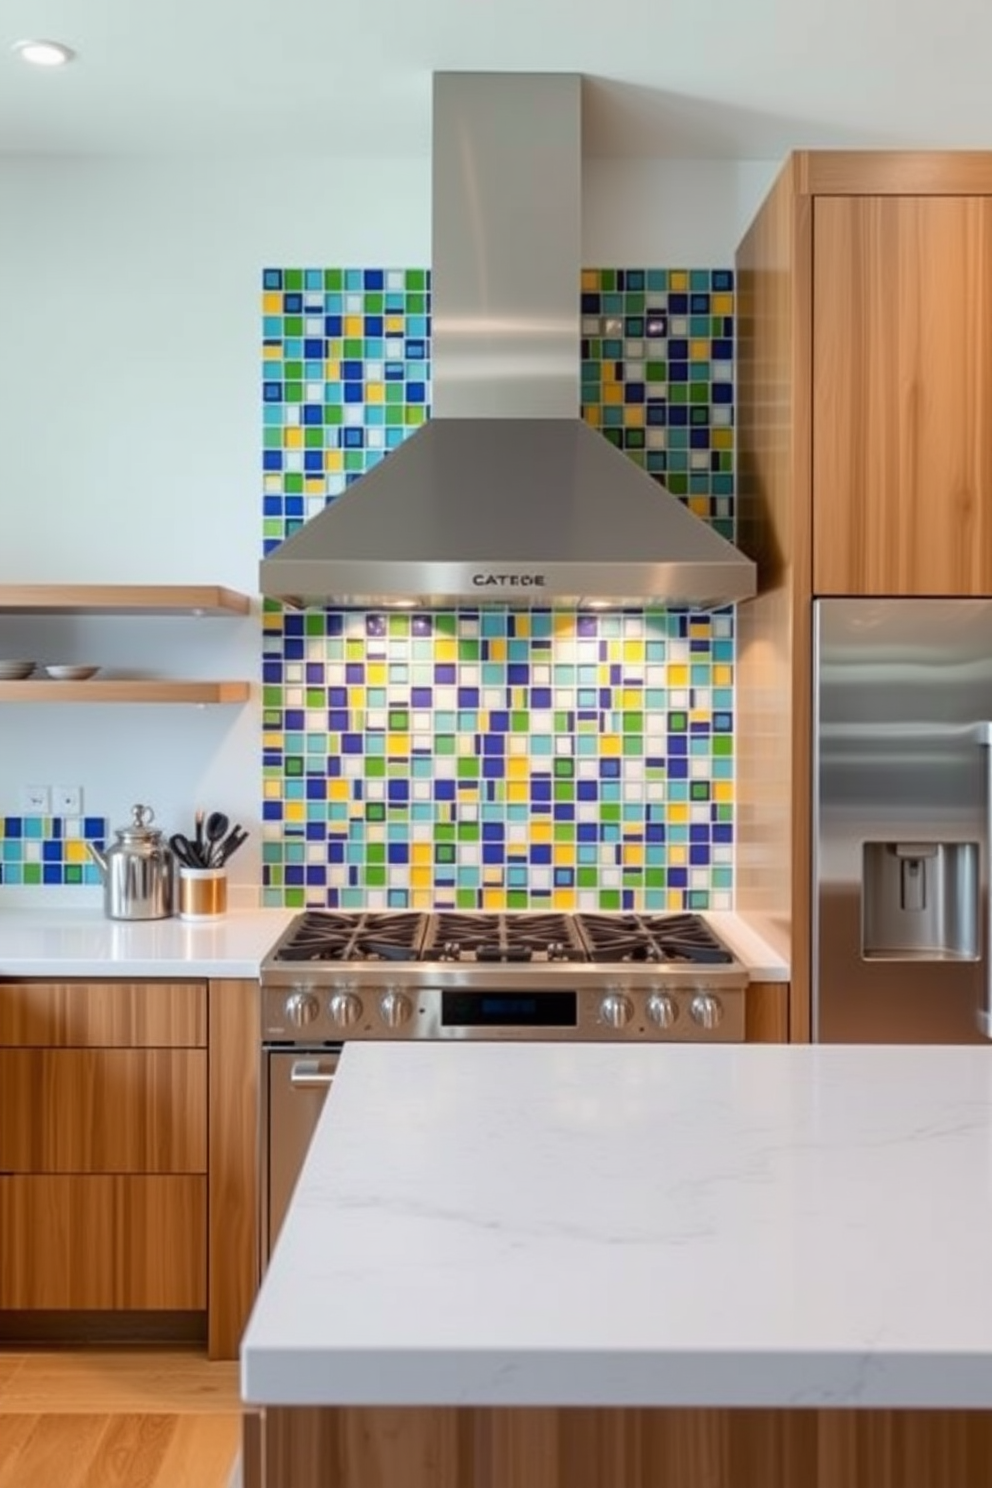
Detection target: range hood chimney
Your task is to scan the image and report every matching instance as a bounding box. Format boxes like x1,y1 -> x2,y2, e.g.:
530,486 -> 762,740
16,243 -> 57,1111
259,72 -> 757,611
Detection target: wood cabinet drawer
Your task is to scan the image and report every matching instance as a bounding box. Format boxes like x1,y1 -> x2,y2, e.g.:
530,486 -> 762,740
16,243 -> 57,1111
0,1049 -> 207,1173
0,1175 -> 207,1309
0,980 -> 207,1047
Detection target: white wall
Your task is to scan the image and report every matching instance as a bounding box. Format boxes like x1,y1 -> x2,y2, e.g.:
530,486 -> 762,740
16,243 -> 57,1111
583,159 -> 779,264
0,152 -> 777,903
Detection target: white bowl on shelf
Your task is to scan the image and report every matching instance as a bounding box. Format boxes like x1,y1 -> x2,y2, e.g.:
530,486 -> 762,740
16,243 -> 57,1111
43,664 -> 101,681
0,660 -> 36,679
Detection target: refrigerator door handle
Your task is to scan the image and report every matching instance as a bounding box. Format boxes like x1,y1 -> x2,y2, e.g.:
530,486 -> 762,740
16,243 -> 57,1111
977,722 -> 992,1038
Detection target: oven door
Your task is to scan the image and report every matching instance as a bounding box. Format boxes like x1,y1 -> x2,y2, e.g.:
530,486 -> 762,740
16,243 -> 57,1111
264,1048 -> 339,1265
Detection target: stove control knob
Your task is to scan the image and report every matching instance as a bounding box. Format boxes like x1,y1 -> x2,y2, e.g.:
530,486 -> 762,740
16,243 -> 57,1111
646,993 -> 679,1029
690,992 -> 723,1030
599,992 -> 634,1030
379,989 -> 413,1029
284,990 -> 321,1028
329,991 -> 363,1029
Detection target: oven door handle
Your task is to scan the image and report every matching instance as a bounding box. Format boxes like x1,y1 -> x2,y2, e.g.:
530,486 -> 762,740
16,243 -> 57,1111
289,1057 -> 337,1088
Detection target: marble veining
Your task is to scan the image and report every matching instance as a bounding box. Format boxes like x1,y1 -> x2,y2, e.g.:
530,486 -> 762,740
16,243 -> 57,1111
243,1041 -> 992,1409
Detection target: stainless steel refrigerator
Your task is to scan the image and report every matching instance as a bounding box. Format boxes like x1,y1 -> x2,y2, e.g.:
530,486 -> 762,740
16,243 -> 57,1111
815,598 -> 992,1043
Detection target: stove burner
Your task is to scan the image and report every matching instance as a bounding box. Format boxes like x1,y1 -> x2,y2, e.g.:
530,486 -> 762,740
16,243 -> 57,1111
576,912 -> 733,966
475,943 -> 536,963
424,913 -> 586,963
274,911 -> 425,963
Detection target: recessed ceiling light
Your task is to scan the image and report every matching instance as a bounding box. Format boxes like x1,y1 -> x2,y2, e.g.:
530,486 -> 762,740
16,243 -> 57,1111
12,38 -> 76,67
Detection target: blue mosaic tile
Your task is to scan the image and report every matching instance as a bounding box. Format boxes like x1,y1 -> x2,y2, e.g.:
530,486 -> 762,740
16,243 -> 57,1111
0,815 -> 107,886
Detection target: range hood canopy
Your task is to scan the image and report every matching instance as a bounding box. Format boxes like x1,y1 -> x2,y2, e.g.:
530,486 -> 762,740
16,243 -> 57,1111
260,72 -> 756,612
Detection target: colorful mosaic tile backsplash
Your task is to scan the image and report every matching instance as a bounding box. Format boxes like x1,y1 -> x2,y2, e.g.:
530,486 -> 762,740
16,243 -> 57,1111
261,268 -> 736,913
0,816 -> 108,886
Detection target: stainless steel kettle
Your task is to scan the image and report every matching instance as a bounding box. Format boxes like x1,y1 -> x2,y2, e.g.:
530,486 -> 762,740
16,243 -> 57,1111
87,803 -> 176,920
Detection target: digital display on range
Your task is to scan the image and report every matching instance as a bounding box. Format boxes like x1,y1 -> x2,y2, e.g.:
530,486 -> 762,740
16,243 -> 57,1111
441,991 -> 576,1027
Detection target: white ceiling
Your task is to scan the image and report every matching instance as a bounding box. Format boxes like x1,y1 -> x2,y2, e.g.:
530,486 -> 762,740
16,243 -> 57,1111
2,0 -> 991,160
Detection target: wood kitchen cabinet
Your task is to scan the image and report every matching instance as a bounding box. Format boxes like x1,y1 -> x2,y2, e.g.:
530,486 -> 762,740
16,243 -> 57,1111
0,980 -> 208,1313
744,981 -> 790,1042
813,194 -> 992,594
0,975 -> 259,1359
735,152 -> 992,1040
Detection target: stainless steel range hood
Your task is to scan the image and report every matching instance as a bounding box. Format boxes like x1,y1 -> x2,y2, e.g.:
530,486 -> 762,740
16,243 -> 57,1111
260,72 -> 757,611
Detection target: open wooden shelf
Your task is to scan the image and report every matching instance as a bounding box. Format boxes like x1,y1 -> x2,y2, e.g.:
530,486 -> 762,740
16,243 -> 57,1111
0,680 -> 251,704
0,585 -> 251,616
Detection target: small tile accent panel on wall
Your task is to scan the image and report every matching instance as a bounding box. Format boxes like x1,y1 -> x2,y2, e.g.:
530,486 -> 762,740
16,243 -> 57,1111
261,268 -> 736,913
0,816 -> 107,886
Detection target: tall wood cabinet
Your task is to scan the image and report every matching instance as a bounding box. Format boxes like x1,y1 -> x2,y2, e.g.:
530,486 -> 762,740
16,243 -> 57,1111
735,152 -> 992,1039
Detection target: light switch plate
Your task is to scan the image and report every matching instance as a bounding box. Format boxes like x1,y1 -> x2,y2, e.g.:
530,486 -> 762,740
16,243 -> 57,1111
21,784 -> 50,813
53,785 -> 83,815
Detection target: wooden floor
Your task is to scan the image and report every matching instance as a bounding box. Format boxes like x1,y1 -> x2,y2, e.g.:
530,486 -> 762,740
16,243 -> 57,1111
0,1348 -> 241,1488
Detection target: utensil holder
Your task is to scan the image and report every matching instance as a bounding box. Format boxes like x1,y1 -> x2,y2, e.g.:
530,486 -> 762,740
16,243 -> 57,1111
178,867 -> 227,920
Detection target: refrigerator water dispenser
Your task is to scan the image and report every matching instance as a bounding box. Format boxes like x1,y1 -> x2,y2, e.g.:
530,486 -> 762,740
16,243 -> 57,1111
861,842 -> 979,961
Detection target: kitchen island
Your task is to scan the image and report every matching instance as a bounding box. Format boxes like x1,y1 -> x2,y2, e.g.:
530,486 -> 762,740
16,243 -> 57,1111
242,1040 -> 992,1488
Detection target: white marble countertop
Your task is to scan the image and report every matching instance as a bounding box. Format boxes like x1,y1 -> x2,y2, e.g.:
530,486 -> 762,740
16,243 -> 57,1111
0,906 -> 295,977
0,907 -> 788,981
242,1040 -> 992,1410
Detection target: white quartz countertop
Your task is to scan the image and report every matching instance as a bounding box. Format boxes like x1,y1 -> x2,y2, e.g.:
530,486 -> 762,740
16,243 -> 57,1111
242,1040 -> 992,1410
0,907 -> 295,977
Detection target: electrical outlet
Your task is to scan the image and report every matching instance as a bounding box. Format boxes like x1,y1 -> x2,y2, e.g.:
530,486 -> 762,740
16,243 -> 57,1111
21,784 -> 50,813
53,785 -> 83,815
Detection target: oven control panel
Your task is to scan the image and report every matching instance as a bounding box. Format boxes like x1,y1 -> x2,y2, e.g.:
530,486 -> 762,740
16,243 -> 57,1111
263,980 -> 746,1043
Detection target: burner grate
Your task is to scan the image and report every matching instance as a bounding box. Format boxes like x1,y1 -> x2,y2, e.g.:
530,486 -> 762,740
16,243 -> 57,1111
640,913 -> 734,965
269,909 -> 734,968
423,912 -> 587,963
576,912 -> 733,966
274,911 -> 426,962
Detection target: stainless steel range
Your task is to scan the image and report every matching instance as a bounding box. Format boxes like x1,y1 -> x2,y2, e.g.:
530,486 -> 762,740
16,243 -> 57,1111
261,909 -> 747,1043
259,910 -> 747,1260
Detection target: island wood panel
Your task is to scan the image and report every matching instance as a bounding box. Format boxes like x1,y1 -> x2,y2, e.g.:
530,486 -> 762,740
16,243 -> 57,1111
734,154 -> 814,1041
0,1175 -> 206,1310
813,195 -> 992,595
207,978 -> 260,1361
260,1405 -> 992,1488
744,981 -> 790,1042
0,979 -> 207,1047
0,1048 -> 207,1173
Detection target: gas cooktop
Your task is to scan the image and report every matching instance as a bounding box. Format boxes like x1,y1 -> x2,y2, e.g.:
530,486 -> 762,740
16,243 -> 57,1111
265,909 -> 736,968
261,910 -> 747,1044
